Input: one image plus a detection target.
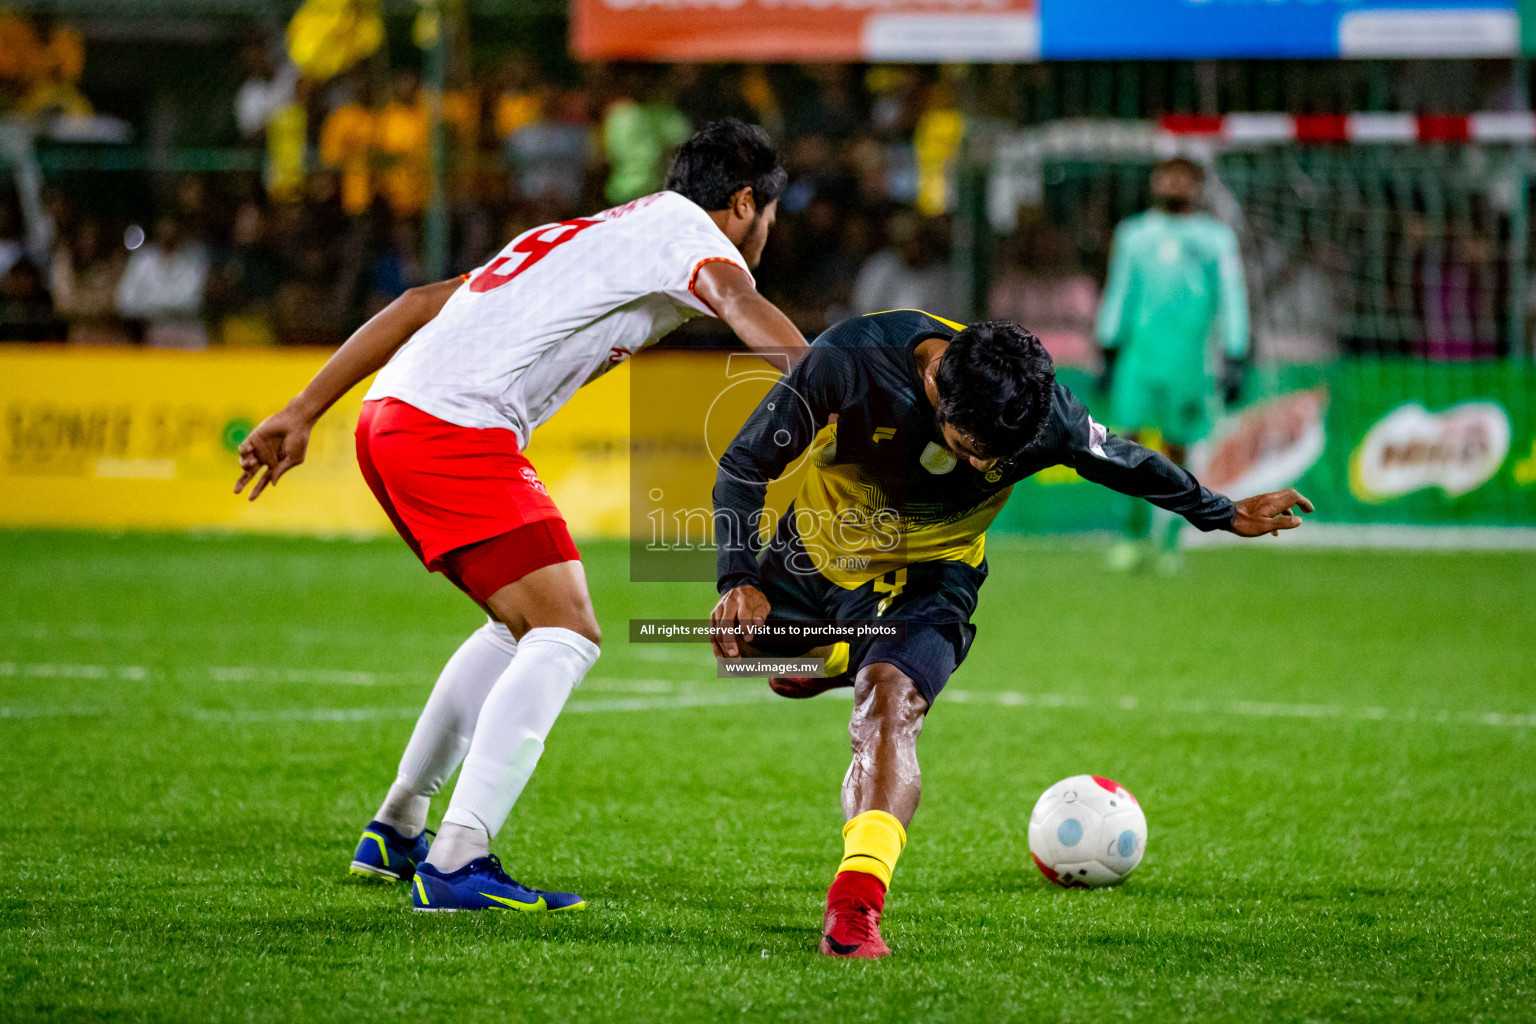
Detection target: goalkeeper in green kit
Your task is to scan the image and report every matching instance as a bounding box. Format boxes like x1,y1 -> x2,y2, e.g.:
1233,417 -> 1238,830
1096,156 -> 1250,573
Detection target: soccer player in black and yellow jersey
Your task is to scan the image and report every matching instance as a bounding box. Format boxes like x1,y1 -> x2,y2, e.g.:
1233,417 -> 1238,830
709,310 -> 1311,959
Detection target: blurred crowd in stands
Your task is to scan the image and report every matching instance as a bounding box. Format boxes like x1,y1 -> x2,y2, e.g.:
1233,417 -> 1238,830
0,10 -> 1520,360
0,12 -> 1111,361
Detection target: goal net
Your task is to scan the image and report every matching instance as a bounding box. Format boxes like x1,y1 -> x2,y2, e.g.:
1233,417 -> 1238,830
986,116 -> 1536,540
988,114 -> 1532,365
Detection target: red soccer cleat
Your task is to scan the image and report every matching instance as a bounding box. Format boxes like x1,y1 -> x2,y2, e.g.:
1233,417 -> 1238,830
819,870 -> 891,959
769,673 -> 854,699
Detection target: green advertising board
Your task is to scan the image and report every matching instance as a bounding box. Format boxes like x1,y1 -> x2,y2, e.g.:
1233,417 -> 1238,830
994,363 -> 1536,537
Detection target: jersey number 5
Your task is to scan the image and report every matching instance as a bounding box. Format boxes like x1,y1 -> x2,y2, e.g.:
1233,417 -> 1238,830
469,217 -> 601,293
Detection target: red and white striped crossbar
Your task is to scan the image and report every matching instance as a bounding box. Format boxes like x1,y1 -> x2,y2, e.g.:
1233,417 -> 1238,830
1159,112 -> 1536,144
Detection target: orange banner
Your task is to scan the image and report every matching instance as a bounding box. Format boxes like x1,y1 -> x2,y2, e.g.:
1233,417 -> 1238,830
571,0 -> 1039,62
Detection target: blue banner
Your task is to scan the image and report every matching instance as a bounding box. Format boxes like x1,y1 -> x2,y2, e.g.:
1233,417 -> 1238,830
1039,0 -> 1517,59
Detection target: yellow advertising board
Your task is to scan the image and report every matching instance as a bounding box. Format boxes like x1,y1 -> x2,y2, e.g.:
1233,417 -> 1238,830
0,346 -> 632,539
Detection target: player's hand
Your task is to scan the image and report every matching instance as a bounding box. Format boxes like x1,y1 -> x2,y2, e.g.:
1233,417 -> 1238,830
234,406 -> 314,501
710,585 -> 770,658
1229,488 -> 1314,537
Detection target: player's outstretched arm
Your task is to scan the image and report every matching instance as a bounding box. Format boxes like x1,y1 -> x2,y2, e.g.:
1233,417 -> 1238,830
234,277 -> 462,500
1229,488 -> 1314,537
693,260 -> 809,367
1056,386 -> 1314,536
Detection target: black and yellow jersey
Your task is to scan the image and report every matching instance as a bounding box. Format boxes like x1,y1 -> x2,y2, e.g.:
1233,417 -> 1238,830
713,309 -> 1235,592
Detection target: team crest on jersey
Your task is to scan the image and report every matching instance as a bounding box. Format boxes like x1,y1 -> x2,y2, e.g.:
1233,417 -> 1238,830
1087,417 -> 1109,459
919,442 -> 957,475
519,467 -> 548,495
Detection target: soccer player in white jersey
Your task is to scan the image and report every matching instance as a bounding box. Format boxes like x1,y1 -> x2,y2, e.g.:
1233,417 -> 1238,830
234,120 -> 808,913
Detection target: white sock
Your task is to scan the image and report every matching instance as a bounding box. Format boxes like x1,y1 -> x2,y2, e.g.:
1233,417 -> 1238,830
425,821 -> 490,871
427,627 -> 599,872
374,619 -> 518,835
375,784 -> 430,837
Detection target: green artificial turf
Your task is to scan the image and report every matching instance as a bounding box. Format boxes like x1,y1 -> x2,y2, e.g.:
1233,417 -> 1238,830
1,530 -> 1532,1022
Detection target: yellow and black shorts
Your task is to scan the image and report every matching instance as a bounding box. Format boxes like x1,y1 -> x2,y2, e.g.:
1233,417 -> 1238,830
752,525 -> 984,706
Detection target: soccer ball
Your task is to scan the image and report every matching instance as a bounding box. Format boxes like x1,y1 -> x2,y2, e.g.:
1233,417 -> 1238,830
1027,774 -> 1147,888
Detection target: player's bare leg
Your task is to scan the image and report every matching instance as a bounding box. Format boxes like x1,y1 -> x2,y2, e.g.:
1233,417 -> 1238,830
822,662 -> 927,959
423,560 -> 601,876
482,560 -> 602,643
842,663 -> 926,825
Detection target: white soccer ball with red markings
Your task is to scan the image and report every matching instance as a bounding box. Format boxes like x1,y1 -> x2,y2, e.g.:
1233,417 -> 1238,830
1027,775 -> 1147,888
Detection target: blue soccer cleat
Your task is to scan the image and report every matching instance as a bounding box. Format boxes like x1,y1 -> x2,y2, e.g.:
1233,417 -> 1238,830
411,855 -> 586,913
349,820 -> 433,882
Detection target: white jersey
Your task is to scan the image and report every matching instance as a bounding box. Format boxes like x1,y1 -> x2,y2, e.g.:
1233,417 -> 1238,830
366,190 -> 749,445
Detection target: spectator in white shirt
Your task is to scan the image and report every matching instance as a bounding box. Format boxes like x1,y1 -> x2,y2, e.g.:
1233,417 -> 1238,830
850,210 -> 957,316
0,199 -> 24,281
234,40 -> 299,142
115,215 -> 210,349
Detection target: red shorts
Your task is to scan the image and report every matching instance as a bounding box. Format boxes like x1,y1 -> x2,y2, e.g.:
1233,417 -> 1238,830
355,397 -> 580,604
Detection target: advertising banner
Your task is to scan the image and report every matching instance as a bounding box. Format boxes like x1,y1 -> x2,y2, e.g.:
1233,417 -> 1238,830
1040,0 -> 1517,60
0,347 -> 629,539
571,0 -> 1040,62
572,0 -> 1514,60
994,363 -> 1536,539
1282,363 -> 1533,528
4,348 -> 1529,546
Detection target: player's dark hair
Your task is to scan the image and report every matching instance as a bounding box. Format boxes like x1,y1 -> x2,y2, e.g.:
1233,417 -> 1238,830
934,321 -> 1056,459
666,118 -> 787,214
